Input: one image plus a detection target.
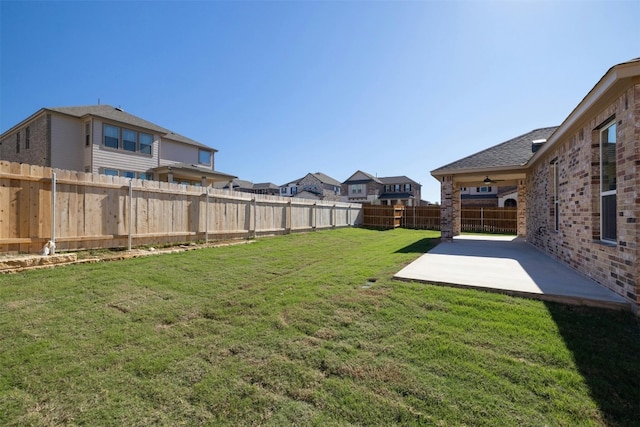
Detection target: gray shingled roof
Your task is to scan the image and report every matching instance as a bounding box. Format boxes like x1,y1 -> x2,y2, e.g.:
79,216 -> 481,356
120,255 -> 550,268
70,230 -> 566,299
47,105 -> 214,150
311,172 -> 342,187
431,127 -> 558,174
378,176 -> 419,185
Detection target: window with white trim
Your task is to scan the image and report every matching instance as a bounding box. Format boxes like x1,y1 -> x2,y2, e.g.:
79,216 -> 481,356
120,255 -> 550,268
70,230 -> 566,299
600,121 -> 616,241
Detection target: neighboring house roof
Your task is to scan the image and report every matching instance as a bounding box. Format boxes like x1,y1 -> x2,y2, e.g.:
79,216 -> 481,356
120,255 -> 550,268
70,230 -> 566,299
253,182 -> 279,190
282,172 -> 341,187
342,170 -> 382,184
46,105 -> 216,151
431,126 -> 558,175
379,176 -> 420,185
310,172 -> 342,187
151,163 -> 236,181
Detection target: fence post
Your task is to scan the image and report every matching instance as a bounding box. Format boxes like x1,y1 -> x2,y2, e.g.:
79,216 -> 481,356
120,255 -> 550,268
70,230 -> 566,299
252,197 -> 257,238
51,172 -> 57,253
128,179 -> 133,251
205,190 -> 209,244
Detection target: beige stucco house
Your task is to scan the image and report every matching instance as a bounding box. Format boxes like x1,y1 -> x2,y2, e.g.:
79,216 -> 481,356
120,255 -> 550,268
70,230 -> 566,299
431,58 -> 640,309
0,105 -> 236,186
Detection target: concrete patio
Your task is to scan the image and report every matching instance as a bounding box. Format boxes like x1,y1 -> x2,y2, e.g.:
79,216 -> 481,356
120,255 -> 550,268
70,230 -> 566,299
394,235 -> 630,310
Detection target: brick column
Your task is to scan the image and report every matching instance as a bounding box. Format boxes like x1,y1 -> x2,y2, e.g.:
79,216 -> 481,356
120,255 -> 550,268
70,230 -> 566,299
440,175 -> 460,241
517,179 -> 527,238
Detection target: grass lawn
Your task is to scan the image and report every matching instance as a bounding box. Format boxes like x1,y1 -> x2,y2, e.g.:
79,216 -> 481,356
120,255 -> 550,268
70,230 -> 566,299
1,228 -> 638,426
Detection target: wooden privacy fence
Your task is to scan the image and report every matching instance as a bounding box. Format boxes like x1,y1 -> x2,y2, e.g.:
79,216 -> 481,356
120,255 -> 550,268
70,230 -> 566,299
461,207 -> 517,234
362,204 -> 517,234
0,161 -> 362,254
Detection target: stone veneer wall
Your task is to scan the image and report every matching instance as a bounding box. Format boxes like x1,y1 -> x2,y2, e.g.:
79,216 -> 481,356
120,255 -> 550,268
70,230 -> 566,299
0,113 -> 50,166
526,82 -> 639,307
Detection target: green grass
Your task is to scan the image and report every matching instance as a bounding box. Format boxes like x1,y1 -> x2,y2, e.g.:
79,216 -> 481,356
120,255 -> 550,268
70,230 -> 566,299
1,228 -> 638,426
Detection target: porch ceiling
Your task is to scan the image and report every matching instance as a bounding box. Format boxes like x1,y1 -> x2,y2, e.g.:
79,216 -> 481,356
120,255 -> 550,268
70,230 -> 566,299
451,170 -> 526,187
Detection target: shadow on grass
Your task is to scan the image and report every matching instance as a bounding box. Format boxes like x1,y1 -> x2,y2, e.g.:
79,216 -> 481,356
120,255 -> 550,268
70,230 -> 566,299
394,238 -> 440,254
545,302 -> 640,426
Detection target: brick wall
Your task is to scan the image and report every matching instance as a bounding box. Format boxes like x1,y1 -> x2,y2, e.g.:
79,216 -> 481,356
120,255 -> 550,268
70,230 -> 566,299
0,113 -> 49,166
527,82 -> 639,306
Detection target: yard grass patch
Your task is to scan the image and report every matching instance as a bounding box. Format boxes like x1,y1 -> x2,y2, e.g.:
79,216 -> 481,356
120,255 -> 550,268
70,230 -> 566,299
1,228 -> 638,426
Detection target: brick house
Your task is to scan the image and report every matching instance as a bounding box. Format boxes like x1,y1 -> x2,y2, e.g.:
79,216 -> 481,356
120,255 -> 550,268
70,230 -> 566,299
279,172 -> 342,201
0,105 -> 236,186
431,58 -> 640,309
342,170 -> 422,206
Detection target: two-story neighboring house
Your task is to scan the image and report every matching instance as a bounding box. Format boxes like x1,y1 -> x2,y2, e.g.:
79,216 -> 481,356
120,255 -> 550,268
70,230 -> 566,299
215,179 -> 280,195
0,105 -> 236,186
279,172 -> 342,201
342,170 -> 422,206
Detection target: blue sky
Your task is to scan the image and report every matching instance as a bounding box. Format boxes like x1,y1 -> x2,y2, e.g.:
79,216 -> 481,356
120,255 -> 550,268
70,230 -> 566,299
1,1 -> 638,202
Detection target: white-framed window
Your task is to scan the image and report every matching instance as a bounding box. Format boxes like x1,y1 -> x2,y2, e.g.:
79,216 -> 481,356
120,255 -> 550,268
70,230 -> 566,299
198,149 -> 211,165
600,120 -> 616,242
280,187 -> 287,195
291,187 -> 297,195
404,184 -> 411,192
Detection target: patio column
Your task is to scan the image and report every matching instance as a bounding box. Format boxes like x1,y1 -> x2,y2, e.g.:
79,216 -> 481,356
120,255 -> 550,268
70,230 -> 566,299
440,175 -> 460,241
517,179 -> 527,238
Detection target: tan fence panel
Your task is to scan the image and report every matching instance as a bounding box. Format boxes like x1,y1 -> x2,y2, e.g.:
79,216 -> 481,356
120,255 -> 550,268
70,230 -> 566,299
403,206 -> 441,230
0,161 -> 363,253
461,207 -> 517,234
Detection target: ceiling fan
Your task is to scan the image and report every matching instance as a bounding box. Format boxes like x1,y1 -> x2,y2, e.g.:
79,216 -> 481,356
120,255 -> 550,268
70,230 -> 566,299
483,176 -> 504,184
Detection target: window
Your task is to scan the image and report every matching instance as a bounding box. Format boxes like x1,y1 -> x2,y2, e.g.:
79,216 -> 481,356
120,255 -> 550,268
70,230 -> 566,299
394,184 -> 401,192
16,132 -> 20,153
85,122 -> 91,147
122,171 -> 136,179
104,168 -> 119,176
122,129 -> 137,152
600,121 -> 616,241
138,173 -> 152,180
404,184 -> 411,192
552,160 -> 559,231
103,124 -> 152,155
384,185 -> 391,192
25,127 -> 30,149
280,187 -> 287,195
139,133 -> 153,154
104,125 -> 119,149
350,184 -> 364,195
199,149 -> 211,165
291,187 -> 297,195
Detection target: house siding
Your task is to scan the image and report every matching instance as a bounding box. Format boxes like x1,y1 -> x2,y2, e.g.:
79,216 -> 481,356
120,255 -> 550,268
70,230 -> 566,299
160,139 -> 213,169
91,119 -> 160,175
527,81 -> 639,305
